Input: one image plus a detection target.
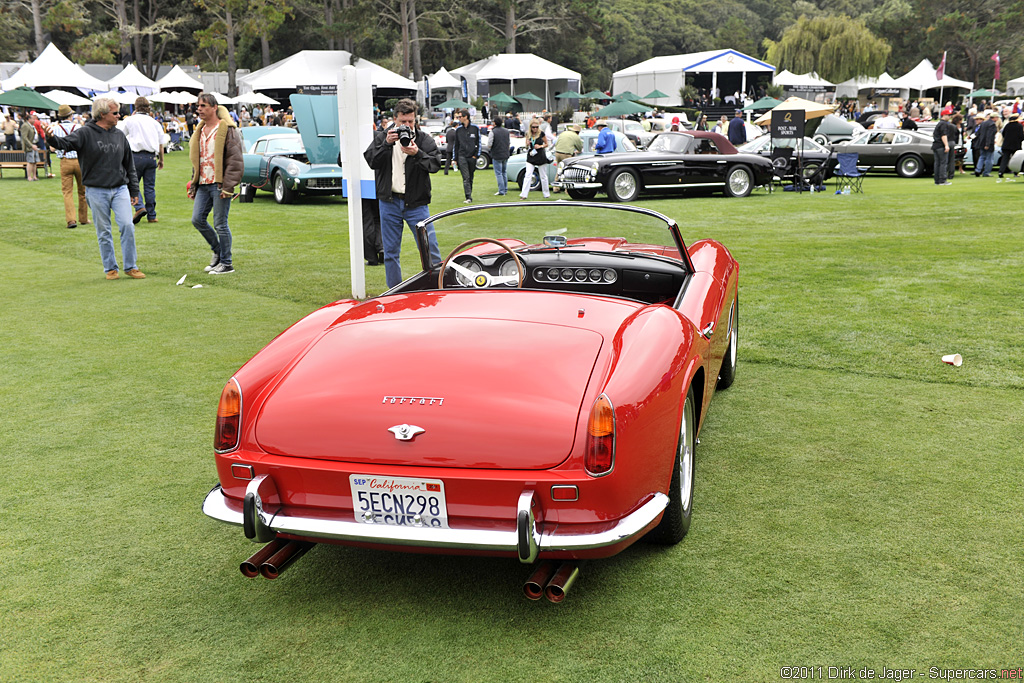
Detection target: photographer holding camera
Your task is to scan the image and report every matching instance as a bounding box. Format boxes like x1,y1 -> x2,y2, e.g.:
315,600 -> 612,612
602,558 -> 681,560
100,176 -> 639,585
364,98 -> 443,288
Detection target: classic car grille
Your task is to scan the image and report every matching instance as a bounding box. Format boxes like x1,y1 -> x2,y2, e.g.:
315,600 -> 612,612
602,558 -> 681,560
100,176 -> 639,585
308,178 -> 344,189
562,167 -> 593,182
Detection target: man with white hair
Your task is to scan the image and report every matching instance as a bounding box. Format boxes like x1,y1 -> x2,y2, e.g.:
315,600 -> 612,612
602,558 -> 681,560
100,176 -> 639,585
45,97 -> 146,280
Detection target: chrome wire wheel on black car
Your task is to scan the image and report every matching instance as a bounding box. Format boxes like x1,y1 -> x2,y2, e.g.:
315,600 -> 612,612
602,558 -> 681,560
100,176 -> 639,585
725,165 -> 753,197
648,386 -> 696,545
607,168 -> 640,202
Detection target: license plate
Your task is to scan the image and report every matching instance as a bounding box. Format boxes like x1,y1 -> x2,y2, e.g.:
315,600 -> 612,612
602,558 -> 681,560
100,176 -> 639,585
349,475 -> 448,528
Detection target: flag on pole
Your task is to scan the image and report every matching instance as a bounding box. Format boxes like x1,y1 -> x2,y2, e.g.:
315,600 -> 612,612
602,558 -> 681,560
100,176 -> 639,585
936,51 -> 946,80
992,51 -> 1001,81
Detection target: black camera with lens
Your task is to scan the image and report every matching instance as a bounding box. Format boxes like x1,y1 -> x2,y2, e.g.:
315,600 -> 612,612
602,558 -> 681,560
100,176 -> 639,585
395,125 -> 414,146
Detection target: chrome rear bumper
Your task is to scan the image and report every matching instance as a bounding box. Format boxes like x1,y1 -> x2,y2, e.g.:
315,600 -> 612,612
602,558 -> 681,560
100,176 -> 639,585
203,477 -> 668,564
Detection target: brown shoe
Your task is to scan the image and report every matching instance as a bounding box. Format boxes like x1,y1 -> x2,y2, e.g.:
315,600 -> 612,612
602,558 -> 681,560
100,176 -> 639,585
147,218 -> 159,223
67,222 -> 77,229
133,207 -> 147,224
106,270 -> 119,280
125,268 -> 146,279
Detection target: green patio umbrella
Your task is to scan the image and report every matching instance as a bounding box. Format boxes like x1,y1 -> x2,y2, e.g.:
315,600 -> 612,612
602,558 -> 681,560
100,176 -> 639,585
515,92 -> 543,101
643,89 -> 669,99
595,99 -> 653,117
742,96 -> 783,111
614,91 -> 641,101
582,90 -> 611,100
967,89 -> 998,99
0,86 -> 61,110
434,97 -> 470,109
487,91 -> 518,110
555,90 -> 584,99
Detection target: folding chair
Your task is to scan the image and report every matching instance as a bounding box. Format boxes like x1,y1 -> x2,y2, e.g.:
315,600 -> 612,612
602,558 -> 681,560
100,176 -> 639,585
833,152 -> 871,193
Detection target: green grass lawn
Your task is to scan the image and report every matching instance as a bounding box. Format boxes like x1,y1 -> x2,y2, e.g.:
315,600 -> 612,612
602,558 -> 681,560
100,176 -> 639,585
1,153 -> 1021,682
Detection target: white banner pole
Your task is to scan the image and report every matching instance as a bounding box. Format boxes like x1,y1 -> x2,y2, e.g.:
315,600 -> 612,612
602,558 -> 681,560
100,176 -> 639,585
339,66 -> 374,299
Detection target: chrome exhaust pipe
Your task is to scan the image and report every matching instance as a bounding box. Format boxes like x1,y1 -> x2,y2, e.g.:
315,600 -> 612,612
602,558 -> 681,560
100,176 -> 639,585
240,538 -> 286,577
259,541 -> 315,579
523,561 -> 557,600
544,562 -> 580,603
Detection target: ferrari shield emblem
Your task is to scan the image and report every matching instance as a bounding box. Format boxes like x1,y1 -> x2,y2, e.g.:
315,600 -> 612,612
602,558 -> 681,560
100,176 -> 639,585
388,424 -> 425,441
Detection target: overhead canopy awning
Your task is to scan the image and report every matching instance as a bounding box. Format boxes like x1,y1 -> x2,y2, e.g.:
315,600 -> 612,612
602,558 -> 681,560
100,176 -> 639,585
238,50 -> 415,96
834,72 -> 906,99
0,42 -> 107,92
612,50 -> 775,107
892,59 -> 973,94
107,63 -> 157,91
154,65 -> 204,91
451,53 -> 582,111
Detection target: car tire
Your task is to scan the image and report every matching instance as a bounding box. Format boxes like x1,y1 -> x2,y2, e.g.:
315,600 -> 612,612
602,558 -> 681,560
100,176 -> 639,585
516,169 -> 527,190
799,160 -> 822,180
475,153 -> 490,170
273,173 -> 296,204
813,134 -> 829,146
606,168 -> 640,202
648,386 -> 696,545
724,164 -> 753,197
896,154 -> 924,178
566,187 -> 597,200
717,298 -> 738,390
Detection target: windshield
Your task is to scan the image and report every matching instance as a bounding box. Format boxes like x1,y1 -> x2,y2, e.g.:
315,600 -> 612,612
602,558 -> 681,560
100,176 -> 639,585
266,137 -> 305,154
648,134 -> 691,153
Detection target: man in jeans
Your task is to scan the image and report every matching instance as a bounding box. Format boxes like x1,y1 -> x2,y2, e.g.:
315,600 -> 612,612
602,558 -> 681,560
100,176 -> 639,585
931,113 -> 956,186
451,108 -> 480,203
188,93 -> 243,274
488,118 -> 511,196
364,98 -> 442,288
45,97 -> 146,279
120,97 -> 164,222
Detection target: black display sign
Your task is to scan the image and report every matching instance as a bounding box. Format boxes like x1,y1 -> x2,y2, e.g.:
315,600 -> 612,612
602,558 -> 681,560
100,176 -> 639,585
297,84 -> 337,95
771,109 -> 805,138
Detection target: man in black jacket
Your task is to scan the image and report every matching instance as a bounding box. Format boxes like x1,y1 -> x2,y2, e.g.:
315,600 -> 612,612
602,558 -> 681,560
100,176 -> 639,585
488,118 -> 511,196
364,99 -> 443,288
452,108 -> 480,203
974,112 -> 997,177
998,113 -> 1024,180
46,97 -> 146,280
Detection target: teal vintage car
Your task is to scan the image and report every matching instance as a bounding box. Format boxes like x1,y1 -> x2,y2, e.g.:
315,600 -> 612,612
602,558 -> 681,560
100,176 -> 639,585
239,96 -> 344,204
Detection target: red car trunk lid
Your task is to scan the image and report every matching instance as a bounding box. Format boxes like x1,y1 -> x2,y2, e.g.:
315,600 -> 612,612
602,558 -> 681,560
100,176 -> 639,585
255,317 -> 604,469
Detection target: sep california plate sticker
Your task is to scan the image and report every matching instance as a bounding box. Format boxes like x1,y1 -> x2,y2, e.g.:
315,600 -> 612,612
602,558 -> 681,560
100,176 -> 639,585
349,475 -> 448,528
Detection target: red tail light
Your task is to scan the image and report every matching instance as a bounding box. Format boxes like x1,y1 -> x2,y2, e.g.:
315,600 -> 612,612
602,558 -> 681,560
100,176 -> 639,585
215,378 -> 242,452
584,394 -> 615,476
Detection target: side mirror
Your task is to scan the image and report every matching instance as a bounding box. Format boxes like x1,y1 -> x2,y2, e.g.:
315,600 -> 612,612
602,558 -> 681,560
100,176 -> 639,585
543,235 -> 567,248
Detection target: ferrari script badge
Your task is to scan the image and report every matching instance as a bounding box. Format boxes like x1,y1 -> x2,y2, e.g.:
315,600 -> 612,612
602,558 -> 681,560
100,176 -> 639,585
388,424 -> 425,441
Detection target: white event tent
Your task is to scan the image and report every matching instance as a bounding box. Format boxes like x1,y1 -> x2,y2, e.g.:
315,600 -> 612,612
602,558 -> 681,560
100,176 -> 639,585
773,70 -> 836,101
451,54 -> 581,111
155,65 -> 204,91
1005,76 -> 1024,96
107,63 -> 158,95
419,66 -> 461,105
237,50 -> 415,97
43,89 -> 94,106
834,72 -> 907,99
893,59 -> 973,100
0,42 -> 107,92
613,49 -> 775,106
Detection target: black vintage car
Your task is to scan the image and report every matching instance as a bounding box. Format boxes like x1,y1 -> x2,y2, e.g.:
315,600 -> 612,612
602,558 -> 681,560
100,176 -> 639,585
554,131 -> 775,201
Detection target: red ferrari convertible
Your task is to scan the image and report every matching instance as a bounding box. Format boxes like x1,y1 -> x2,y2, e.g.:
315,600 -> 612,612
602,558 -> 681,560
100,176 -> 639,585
203,202 -> 739,601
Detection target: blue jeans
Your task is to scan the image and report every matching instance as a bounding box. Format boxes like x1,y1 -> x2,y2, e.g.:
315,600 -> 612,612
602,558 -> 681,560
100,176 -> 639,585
84,185 -> 137,272
378,197 -> 441,288
977,149 -> 994,176
192,184 -> 233,265
133,152 -> 159,220
493,158 -> 508,195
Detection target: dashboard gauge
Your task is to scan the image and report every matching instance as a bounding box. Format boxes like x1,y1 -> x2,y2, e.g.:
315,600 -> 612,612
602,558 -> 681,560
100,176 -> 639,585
560,268 -> 574,281
602,269 -> 617,283
453,256 -> 483,287
589,269 -> 603,282
498,258 -> 520,284
574,268 -> 588,281
547,267 -> 561,280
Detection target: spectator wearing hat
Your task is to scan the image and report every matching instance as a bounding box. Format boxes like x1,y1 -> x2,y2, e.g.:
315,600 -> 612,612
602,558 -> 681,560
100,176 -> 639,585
973,112 -> 997,177
594,121 -> 615,154
120,96 -> 165,222
727,109 -> 747,145
997,112 -> 1024,180
20,112 -> 41,181
2,111 -> 17,150
45,97 -> 146,279
670,116 -> 682,132
51,104 -> 90,229
554,123 -> 583,164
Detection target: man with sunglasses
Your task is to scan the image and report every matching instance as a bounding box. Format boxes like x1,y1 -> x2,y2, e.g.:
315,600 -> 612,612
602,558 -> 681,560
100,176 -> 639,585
46,97 -> 146,280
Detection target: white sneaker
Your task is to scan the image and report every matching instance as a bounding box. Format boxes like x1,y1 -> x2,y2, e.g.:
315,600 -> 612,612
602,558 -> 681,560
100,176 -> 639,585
463,198 -> 472,204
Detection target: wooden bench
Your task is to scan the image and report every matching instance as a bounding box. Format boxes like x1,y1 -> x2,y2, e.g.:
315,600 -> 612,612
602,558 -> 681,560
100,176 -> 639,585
0,150 -> 42,179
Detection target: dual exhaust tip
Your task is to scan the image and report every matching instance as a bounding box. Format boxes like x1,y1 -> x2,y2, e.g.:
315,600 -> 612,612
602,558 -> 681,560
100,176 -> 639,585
240,539 -> 315,579
523,561 -> 580,603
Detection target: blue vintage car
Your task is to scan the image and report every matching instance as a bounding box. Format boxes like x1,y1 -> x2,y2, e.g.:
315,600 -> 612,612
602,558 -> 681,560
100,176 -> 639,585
239,96 -> 344,204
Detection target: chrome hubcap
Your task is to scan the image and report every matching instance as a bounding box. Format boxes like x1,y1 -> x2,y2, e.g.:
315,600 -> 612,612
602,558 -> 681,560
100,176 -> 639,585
614,173 -> 636,198
903,159 -> 919,174
679,397 -> 694,513
728,168 -> 751,194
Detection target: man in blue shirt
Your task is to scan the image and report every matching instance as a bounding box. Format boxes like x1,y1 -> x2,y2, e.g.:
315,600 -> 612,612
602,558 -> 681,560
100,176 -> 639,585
594,121 -> 615,154
727,109 -> 747,145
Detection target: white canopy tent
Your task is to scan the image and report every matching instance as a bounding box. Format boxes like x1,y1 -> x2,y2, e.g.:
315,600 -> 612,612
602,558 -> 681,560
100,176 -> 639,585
237,50 -> 415,96
155,65 -> 204,91
612,49 -> 775,107
835,72 -> 907,99
893,59 -> 973,101
418,66 -> 461,106
149,91 -> 198,105
107,63 -> 158,94
1005,76 -> 1024,96
0,42 -> 107,92
91,90 -> 142,105
234,91 -> 279,106
43,89 -> 94,106
451,54 -> 581,111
